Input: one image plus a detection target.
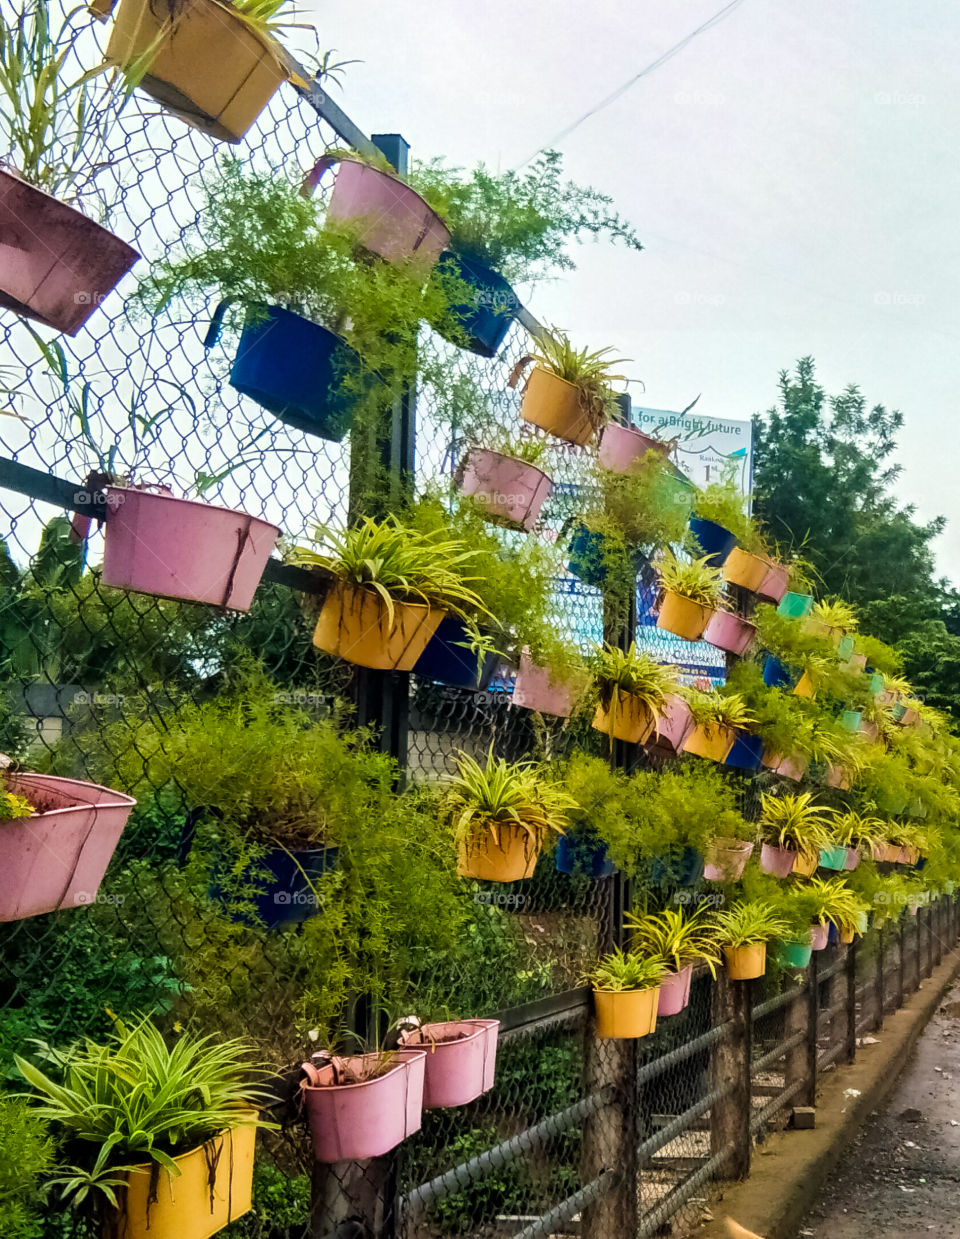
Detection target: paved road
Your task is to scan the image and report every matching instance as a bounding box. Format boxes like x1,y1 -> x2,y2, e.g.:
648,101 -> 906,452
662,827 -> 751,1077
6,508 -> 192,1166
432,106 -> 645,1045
799,978 -> 960,1238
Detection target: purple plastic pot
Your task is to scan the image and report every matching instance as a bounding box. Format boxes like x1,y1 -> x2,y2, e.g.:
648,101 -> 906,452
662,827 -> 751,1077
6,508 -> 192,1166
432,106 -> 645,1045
456,448 -> 553,531
300,1049 -> 427,1162
844,847 -> 861,871
810,923 -> 830,951
308,157 -> 449,271
703,839 -> 754,882
657,964 -> 694,1017
399,1019 -> 499,1108
101,486 -> 279,610
0,169 -> 139,335
0,773 -> 135,922
702,609 -> 757,656
760,842 -> 796,878
512,649 -> 581,718
650,695 -> 695,754
597,422 -> 669,473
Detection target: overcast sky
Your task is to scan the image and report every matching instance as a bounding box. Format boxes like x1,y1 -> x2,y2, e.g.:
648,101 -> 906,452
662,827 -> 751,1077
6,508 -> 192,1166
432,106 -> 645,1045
308,0 -> 960,583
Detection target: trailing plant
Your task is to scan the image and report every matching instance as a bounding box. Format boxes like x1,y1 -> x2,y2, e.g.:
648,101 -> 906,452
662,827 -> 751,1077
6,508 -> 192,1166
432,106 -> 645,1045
0,1095 -> 53,1238
0,785 -> 34,821
624,905 -> 722,976
691,480 -> 761,550
759,791 -> 835,857
583,948 -> 666,993
657,552 -> 725,608
712,900 -> 790,947
443,749 -> 576,854
685,689 -> 755,733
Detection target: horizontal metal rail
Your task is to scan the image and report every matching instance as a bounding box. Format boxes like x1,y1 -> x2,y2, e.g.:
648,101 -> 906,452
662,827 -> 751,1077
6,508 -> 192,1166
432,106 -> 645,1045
636,1020 -> 733,1085
818,1039 -> 847,1070
636,1144 -> 735,1239
498,987 -> 591,1037
751,1029 -> 805,1074
749,1077 -> 806,1133
752,984 -> 807,1022
509,1169 -> 618,1239
638,1084 -> 732,1164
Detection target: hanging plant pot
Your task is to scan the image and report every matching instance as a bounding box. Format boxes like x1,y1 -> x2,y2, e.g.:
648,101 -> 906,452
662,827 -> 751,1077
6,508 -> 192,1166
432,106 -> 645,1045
101,486 -> 278,610
456,448 -> 552,531
777,591 -> 815,619
792,670 -> 818,699
869,671 -> 885,694
683,723 -> 735,763
592,690 -> 656,745
792,852 -> 818,877
0,170 -> 138,336
759,842 -> 796,878
724,942 -> 767,980
205,302 -> 360,442
106,0 -> 288,143
520,367 -> 595,446
399,1020 -> 500,1108
810,923 -> 830,951
825,764 -> 852,791
779,939 -> 813,969
724,732 -> 764,771
210,843 -> 338,930
703,838 -> 754,882
567,526 -> 651,589
839,925 -> 856,944
457,824 -> 540,882
873,841 -> 903,864
841,709 -> 863,732
300,1050 -> 427,1162
598,422 -> 670,473
899,845 -> 920,866
657,591 -> 715,641
313,583 -> 443,671
688,517 -> 738,567
818,844 -> 848,871
762,655 -> 794,689
756,560 -> 789,604
687,837 -> 743,885
594,986 -> 660,1039
113,1117 -> 257,1239
307,156 -> 449,271
722,548 -> 769,593
844,847 -> 861,871
835,634 -> 855,660
0,773 -> 135,923
657,964 -> 694,1017
859,719 -> 880,743
413,616 -> 498,690
650,846 -> 704,886
512,649 -> 583,719
555,832 -> 616,879
761,750 -> 809,782
703,610 -> 757,656
649,695 -> 695,754
893,703 -> 921,727
434,251 -> 518,357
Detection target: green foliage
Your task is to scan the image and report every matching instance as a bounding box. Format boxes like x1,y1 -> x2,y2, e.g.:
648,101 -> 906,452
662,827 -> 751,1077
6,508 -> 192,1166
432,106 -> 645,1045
724,661 -> 813,760
713,900 -> 790,947
585,948 -> 666,992
624,905 -> 722,975
685,689 -> 755,731
658,553 -> 725,608
221,1162 -> 310,1237
0,786 -> 33,820
759,792 -> 835,856
590,642 -> 678,721
692,481 -> 760,550
444,749 -> 575,851
526,330 -> 626,435
0,1095 -> 53,1239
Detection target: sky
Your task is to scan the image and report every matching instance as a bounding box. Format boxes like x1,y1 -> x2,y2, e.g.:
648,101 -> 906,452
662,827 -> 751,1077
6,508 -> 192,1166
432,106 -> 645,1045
304,0 -> 960,584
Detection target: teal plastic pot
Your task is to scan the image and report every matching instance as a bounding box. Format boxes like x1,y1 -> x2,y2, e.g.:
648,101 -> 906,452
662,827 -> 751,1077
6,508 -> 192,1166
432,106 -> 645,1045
841,709 -> 863,732
836,634 -> 855,660
869,672 -> 884,694
818,845 -> 848,870
777,592 -> 814,619
779,940 -> 813,969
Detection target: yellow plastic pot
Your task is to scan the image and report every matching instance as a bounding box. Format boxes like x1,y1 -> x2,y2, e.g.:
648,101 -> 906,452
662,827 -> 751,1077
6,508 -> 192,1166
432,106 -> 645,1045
106,0 -> 288,143
657,591 -> 714,641
114,1118 -> 256,1239
520,367 -> 595,446
792,852 -> 819,877
793,671 -> 817,699
722,547 -> 769,592
723,942 -> 767,980
840,926 -> 855,944
591,691 -> 655,745
593,986 -> 660,1039
313,584 -> 443,671
457,824 -> 540,882
683,723 -> 735,763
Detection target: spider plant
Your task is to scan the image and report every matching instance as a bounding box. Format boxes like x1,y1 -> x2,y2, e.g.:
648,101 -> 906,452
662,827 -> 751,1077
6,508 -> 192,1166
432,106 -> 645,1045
15,1014 -> 274,1209
712,900 -> 790,948
584,948 -> 667,993
803,877 -> 870,935
292,516 -> 490,624
810,599 -> 859,630
685,690 -> 756,732
444,749 -> 576,853
522,330 -> 627,435
590,642 -> 679,743
657,553 -> 726,609
833,811 -> 887,852
759,792 -> 835,858
624,905 -> 722,977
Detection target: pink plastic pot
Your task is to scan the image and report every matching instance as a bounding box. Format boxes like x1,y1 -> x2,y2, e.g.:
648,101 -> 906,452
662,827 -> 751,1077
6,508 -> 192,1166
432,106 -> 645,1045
762,750 -> 808,782
810,923 -> 829,951
0,169 -> 138,336
703,838 -> 754,882
308,157 -> 449,271
844,847 -> 861,871
0,773 -> 135,922
457,448 -> 553,532
597,422 -> 669,473
101,486 -> 279,610
760,842 -> 796,878
399,1019 -> 499,1108
512,649 -> 581,718
300,1049 -> 427,1162
657,964 -> 693,1017
702,610 -> 757,656
650,695 -> 695,754
756,561 -> 789,604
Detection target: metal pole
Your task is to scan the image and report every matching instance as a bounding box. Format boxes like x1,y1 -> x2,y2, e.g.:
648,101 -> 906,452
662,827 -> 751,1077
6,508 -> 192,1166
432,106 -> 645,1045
805,953 -> 819,1106
845,940 -> 858,1062
875,926 -> 885,1029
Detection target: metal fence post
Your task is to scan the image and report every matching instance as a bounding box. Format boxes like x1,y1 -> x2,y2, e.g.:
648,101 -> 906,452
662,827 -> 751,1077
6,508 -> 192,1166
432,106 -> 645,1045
875,926 -> 885,1029
709,969 -> 751,1178
915,911 -> 923,990
806,952 -> 820,1105
845,940 -> 858,1062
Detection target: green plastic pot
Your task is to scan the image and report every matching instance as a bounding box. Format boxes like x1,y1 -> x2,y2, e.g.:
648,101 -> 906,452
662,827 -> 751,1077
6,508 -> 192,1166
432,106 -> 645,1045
777,592 -> 814,619
836,634 -> 855,659
869,672 -> 884,694
779,940 -> 813,969
841,709 -> 863,732
818,845 -> 848,870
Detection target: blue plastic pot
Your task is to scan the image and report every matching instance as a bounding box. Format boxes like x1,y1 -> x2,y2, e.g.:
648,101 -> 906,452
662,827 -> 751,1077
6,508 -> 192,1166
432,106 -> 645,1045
555,833 -> 616,879
567,524 -> 651,589
211,844 -> 339,930
688,517 -> 738,567
650,846 -> 704,886
435,251 -> 518,358
762,655 -> 793,689
724,732 -> 764,771
413,616 -> 498,690
206,302 -> 359,441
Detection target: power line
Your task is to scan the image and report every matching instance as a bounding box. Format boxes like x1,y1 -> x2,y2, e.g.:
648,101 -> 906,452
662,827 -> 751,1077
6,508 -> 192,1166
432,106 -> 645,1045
513,0 -> 750,169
